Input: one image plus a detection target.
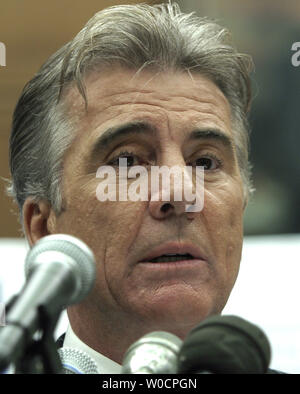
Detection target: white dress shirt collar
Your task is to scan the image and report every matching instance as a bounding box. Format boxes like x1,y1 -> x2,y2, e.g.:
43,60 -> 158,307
63,324 -> 122,374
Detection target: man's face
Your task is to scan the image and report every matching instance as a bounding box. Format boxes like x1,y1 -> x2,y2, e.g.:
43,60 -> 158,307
52,68 -> 245,337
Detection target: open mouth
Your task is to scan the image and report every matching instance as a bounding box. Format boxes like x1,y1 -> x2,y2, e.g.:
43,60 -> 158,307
138,242 -> 206,267
145,253 -> 195,263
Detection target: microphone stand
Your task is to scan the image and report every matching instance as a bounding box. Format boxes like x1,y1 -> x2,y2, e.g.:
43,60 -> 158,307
3,296 -> 63,374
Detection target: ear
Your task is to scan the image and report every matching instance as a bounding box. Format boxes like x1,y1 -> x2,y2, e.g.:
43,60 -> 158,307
22,198 -> 57,247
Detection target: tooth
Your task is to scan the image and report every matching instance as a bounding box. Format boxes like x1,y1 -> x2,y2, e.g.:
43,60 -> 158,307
149,254 -> 194,263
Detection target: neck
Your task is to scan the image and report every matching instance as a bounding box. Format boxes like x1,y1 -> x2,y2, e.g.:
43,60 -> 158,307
66,302 -> 195,365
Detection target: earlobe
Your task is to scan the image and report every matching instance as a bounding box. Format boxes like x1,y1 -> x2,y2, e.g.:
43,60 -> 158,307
22,198 -> 55,247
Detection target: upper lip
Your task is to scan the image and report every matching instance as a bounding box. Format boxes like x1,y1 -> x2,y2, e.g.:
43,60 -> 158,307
139,242 -> 206,262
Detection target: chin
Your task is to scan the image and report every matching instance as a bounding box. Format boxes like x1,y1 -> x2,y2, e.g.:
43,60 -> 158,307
137,295 -> 218,339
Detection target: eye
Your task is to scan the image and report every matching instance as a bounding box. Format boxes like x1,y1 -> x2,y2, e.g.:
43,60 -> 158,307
108,151 -> 140,167
193,155 -> 223,170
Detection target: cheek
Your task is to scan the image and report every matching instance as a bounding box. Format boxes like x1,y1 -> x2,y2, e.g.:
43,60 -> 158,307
203,182 -> 244,264
55,183 -> 146,270
200,184 -> 244,310
55,187 -> 148,297
94,200 -> 148,308
58,175 -> 145,241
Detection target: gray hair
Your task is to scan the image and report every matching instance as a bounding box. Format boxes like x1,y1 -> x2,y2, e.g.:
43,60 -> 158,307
7,2 -> 254,230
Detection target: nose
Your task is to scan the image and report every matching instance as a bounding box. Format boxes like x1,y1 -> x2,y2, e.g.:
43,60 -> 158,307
148,162 -> 201,220
149,200 -> 185,219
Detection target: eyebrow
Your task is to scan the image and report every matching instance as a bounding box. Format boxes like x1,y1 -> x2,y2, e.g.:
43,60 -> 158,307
89,121 -> 155,160
89,121 -> 234,163
188,128 -> 235,153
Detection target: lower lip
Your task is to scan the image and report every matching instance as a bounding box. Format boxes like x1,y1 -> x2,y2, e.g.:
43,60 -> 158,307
138,258 -> 207,269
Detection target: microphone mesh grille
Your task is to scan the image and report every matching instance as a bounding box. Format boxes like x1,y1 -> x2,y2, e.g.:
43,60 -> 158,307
25,234 -> 96,303
58,347 -> 99,374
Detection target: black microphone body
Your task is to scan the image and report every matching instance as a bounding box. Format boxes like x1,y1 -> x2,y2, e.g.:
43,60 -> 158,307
178,315 -> 271,374
0,234 -> 95,371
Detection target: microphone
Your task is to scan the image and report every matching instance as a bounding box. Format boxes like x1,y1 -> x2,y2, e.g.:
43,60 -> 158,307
177,315 -> 271,374
58,347 -> 99,374
122,331 -> 182,374
0,234 -> 96,370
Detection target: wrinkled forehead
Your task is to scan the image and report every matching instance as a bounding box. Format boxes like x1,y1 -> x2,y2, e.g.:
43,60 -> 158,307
59,67 -> 234,168
63,66 -> 232,124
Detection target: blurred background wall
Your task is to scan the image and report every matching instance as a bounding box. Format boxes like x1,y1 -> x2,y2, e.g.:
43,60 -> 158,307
1,0 -> 300,236
0,0 -> 158,237
1,0 -> 300,237
177,0 -> 300,236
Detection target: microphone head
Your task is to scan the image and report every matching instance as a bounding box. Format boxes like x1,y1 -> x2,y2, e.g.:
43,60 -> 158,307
58,347 -> 99,374
178,315 -> 271,374
25,234 -> 96,304
122,331 -> 182,374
